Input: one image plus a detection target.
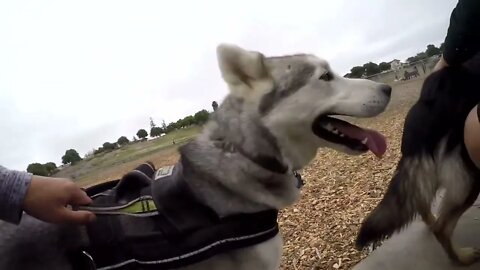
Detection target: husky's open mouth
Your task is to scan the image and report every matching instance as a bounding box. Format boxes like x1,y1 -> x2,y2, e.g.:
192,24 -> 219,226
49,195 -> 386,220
312,115 -> 387,157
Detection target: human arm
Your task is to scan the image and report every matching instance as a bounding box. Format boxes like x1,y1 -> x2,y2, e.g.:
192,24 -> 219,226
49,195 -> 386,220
0,165 -> 32,224
435,0 -> 480,70
0,165 -> 95,225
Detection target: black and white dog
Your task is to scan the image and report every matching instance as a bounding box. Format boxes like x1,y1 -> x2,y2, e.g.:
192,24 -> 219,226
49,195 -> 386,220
357,53 -> 480,266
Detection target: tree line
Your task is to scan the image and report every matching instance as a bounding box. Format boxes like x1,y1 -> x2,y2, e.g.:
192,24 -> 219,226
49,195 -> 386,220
344,43 -> 443,79
26,105 -> 218,176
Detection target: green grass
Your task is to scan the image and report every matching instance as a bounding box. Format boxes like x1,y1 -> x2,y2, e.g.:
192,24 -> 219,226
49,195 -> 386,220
54,126 -> 201,182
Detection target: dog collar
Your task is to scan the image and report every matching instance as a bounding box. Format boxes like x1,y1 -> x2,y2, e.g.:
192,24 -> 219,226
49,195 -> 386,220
214,140 -> 289,174
247,154 -> 289,174
212,140 -> 305,189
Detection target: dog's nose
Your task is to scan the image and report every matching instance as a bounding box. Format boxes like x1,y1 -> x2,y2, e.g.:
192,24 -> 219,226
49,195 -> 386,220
381,84 -> 392,97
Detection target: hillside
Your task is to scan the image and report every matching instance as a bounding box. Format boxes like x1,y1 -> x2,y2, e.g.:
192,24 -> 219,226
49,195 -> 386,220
53,126 -> 201,187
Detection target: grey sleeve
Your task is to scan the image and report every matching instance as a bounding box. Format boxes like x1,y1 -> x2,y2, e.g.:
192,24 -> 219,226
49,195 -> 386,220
0,165 -> 32,224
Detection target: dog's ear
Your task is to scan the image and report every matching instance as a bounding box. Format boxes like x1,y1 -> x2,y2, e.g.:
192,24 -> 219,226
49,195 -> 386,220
216,44 -> 274,100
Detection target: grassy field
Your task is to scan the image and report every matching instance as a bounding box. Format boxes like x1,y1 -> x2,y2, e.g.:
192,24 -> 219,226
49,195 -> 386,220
53,126 -> 200,187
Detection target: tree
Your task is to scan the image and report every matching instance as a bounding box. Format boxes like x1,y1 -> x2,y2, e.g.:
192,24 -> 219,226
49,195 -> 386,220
150,117 -> 156,129
183,115 -> 195,126
212,101 -> 218,112
418,52 -> 428,59
407,50 -> 428,63
94,147 -> 104,155
406,56 -> 418,63
27,163 -> 48,176
175,119 -> 184,129
426,44 -> 441,57
103,142 -> 116,151
379,62 -> 391,71
349,66 -> 365,78
165,122 -> 177,133
117,136 -> 130,146
150,127 -> 163,137
194,110 -> 210,124
137,129 -> 148,140
439,42 -> 445,52
62,149 -> 82,165
363,62 -> 381,76
44,162 -> 57,175
161,120 -> 167,131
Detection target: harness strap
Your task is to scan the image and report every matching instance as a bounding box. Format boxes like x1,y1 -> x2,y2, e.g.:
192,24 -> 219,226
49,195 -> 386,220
87,210 -> 278,270
74,162 -> 281,270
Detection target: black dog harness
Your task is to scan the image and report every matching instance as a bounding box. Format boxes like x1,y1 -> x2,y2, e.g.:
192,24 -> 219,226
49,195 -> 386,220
71,161 -> 302,269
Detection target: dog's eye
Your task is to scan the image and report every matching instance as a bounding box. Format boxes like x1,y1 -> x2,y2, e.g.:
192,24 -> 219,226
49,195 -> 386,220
319,72 -> 333,81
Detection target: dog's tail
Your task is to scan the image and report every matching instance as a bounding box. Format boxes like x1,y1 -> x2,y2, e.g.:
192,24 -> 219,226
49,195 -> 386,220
356,156 -> 438,248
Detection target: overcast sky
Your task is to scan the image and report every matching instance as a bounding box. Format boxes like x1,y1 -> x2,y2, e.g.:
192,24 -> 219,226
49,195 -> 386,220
0,0 -> 457,171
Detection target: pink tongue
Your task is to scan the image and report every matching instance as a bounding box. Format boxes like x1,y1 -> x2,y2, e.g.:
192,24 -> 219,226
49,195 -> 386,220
335,125 -> 387,158
364,129 -> 387,158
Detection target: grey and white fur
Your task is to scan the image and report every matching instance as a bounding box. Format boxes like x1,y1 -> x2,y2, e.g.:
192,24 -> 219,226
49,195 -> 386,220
0,44 -> 391,269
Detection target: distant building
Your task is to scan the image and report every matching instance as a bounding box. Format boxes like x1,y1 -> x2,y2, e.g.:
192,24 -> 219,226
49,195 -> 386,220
389,59 -> 402,71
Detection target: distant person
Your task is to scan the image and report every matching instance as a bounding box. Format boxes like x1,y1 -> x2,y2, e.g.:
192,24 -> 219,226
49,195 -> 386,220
434,0 -> 480,168
0,165 -> 95,225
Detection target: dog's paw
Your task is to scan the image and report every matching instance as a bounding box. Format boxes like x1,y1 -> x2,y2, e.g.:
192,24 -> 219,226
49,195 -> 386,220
456,247 -> 480,265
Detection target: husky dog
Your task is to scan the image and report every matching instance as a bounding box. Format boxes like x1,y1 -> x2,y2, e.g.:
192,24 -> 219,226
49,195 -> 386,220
356,54 -> 480,266
0,44 -> 391,270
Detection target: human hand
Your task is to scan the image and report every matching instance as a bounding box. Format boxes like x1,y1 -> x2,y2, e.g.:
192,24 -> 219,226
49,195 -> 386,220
23,176 -> 96,225
433,55 -> 449,72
